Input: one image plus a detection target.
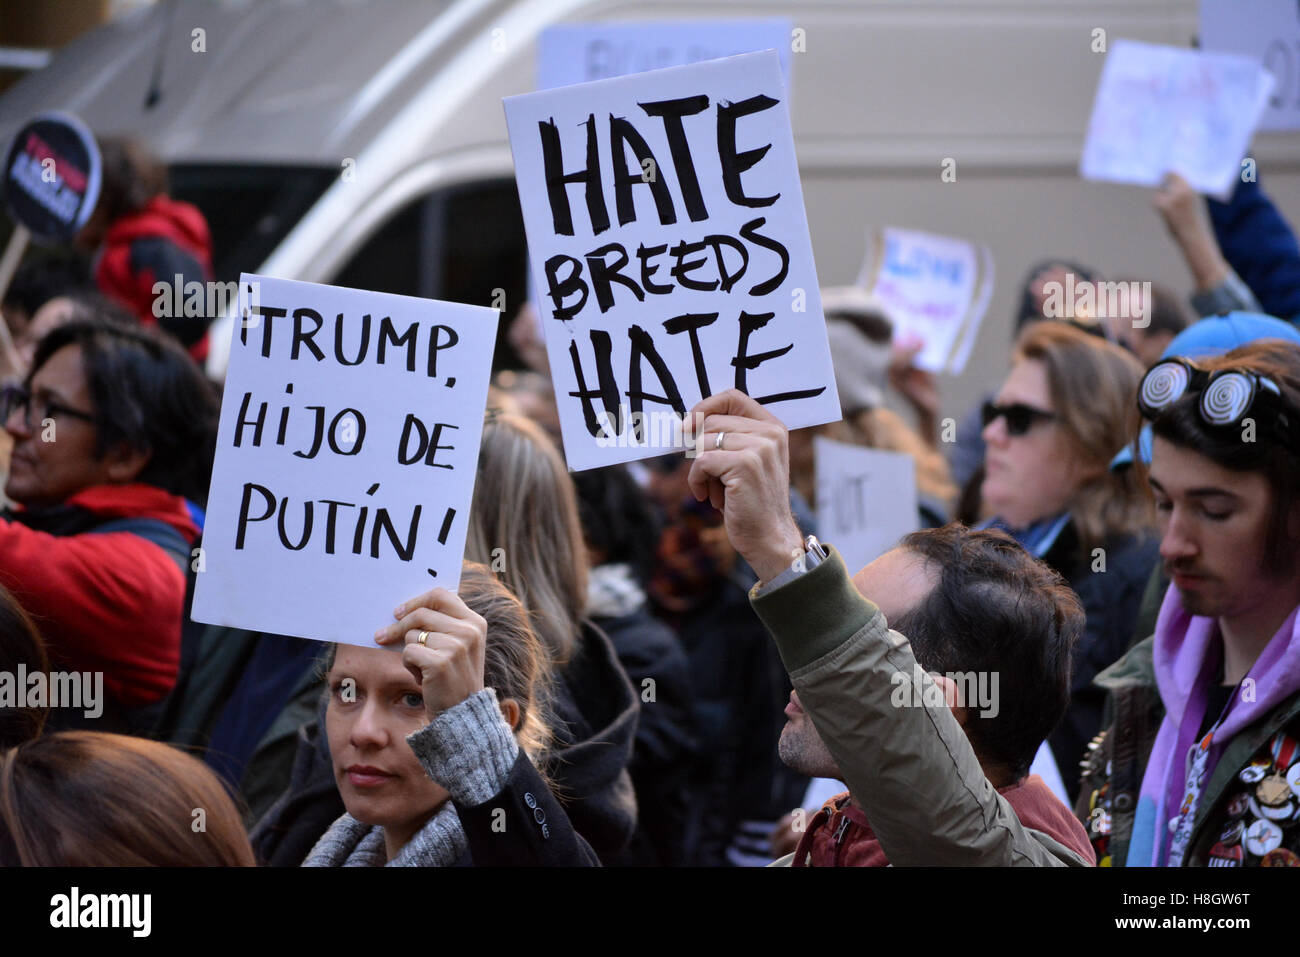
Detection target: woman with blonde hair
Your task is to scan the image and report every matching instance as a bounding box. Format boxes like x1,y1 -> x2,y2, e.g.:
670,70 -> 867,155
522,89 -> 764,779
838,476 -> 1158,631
466,411 -> 638,862
0,731 -> 255,865
304,563 -> 596,866
980,320 -> 1158,799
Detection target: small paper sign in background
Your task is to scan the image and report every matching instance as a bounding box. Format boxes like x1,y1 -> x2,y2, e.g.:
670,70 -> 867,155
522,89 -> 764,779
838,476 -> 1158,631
814,437 -> 918,577
855,226 -> 995,376
1079,39 -> 1274,200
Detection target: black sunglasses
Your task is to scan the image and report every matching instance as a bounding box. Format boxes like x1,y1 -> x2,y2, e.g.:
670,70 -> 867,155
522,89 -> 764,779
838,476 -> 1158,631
1137,357 -> 1289,430
981,400 -> 1057,437
0,384 -> 96,430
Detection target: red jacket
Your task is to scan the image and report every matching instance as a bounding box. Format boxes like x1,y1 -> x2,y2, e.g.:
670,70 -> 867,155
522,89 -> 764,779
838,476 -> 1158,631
94,195 -> 215,363
0,483 -> 198,709
793,776 -> 1096,867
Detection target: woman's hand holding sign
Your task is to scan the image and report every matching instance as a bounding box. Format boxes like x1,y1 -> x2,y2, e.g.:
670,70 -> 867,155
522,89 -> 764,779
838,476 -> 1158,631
687,388 -> 804,584
374,588 -> 487,721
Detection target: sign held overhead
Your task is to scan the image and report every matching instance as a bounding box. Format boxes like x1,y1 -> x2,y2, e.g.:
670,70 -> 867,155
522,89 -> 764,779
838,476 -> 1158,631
505,50 -> 840,471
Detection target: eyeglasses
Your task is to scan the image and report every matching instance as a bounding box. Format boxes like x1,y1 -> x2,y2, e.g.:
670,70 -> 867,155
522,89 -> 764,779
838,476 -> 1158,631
0,384 -> 96,430
1138,358 -> 1286,428
981,400 -> 1057,437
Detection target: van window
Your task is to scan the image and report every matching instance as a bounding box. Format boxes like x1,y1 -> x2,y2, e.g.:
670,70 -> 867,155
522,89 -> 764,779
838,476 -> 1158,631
170,164 -> 336,283
333,179 -> 529,369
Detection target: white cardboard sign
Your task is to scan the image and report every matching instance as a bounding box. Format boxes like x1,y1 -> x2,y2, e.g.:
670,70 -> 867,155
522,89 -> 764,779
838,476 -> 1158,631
813,437 -> 918,577
1200,0 -> 1300,132
504,51 -> 840,471
191,274 -> 500,646
1080,39 -> 1274,200
537,19 -> 793,90
855,226 -> 994,375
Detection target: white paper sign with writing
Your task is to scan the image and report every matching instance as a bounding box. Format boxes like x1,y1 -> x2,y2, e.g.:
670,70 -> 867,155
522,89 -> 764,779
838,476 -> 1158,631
813,437 -> 918,577
191,274 -> 500,646
1200,0 -> 1300,132
504,51 -> 840,471
1079,39 -> 1275,200
855,226 -> 994,375
538,19 -> 793,90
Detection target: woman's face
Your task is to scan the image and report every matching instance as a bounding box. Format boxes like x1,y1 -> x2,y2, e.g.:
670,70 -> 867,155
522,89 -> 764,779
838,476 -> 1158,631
980,358 -> 1090,529
325,644 -> 447,837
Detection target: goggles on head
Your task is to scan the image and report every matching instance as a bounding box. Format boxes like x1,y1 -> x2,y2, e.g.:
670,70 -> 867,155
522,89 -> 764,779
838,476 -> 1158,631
1137,357 -> 1288,430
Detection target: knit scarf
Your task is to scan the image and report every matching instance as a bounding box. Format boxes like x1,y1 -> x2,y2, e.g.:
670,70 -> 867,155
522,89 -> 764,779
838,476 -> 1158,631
302,801 -> 467,867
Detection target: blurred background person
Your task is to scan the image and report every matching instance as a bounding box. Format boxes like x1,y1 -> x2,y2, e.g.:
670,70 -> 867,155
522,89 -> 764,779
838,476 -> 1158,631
1105,280 -> 1191,369
0,319 -> 218,731
948,259 -> 1103,495
978,321 -> 1157,799
572,463 -> 697,866
73,137 -> 217,363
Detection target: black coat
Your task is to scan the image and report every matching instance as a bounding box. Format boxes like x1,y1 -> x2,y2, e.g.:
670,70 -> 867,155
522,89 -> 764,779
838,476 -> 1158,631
1042,522 -> 1159,802
593,607 -> 697,866
545,622 -> 640,863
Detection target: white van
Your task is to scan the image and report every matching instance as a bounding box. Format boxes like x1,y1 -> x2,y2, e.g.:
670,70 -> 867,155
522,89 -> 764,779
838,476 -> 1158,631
3,0 -> 1298,418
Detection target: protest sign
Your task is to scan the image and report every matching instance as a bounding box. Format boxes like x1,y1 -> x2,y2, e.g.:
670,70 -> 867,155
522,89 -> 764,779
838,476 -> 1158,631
504,50 -> 840,471
538,19 -> 793,90
1079,39 -> 1274,200
855,227 -> 994,375
191,274 -> 500,646
1200,0 -> 1300,132
813,437 -> 917,577
3,112 -> 101,242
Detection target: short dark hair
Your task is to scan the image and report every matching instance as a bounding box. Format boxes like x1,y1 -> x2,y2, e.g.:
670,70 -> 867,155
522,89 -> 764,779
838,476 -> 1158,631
1113,278 -> 1190,338
1,254 -> 93,317
1148,339 -> 1300,573
95,138 -> 167,225
889,524 -> 1083,781
29,319 -> 219,504
571,465 -> 663,582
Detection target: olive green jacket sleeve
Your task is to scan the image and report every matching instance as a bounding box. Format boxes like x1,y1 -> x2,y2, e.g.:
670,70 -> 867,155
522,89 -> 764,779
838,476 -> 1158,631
750,546 -> 1089,867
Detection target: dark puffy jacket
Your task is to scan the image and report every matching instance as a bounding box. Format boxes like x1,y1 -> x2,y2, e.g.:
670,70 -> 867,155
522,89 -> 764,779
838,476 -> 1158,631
547,622 -> 640,863
0,483 -> 197,715
1209,177 -> 1300,324
593,606 -> 697,865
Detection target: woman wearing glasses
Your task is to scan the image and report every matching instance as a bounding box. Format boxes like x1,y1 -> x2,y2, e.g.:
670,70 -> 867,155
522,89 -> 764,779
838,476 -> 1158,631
979,320 -> 1158,801
0,319 -> 218,733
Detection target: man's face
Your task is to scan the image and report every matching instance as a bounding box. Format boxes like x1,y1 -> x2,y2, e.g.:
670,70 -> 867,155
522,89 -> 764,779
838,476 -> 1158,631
4,344 -> 115,508
777,547 -> 936,778
1148,436 -> 1289,619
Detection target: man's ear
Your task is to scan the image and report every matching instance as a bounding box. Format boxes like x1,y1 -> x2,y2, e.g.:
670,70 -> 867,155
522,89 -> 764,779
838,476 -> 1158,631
104,443 -> 152,484
931,673 -> 968,729
497,696 -> 521,732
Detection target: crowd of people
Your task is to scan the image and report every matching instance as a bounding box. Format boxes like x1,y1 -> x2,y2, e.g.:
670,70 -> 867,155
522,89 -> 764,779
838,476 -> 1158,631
2,133 -> 1300,870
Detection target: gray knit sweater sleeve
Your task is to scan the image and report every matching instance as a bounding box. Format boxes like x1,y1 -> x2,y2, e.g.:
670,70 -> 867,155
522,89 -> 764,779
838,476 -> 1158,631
407,688 -> 519,807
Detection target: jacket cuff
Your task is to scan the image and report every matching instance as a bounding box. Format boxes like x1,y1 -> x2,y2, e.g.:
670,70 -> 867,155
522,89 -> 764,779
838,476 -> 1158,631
749,544 -> 880,673
407,688 -> 519,807
1190,271 -> 1261,318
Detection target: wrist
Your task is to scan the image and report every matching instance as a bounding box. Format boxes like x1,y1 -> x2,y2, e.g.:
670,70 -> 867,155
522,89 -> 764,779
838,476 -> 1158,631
749,523 -> 805,584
